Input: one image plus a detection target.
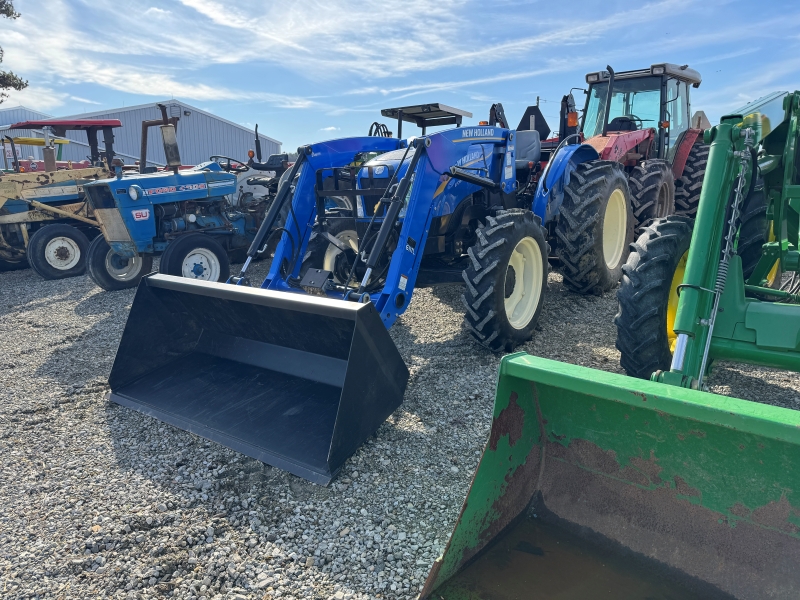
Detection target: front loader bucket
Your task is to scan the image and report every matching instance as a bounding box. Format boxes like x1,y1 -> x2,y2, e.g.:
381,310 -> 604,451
108,274 -> 408,484
422,354 -> 800,600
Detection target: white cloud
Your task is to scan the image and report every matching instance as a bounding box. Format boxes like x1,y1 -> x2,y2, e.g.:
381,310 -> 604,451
1,86 -> 66,112
69,95 -> 101,104
144,7 -> 171,16
319,126 -> 339,131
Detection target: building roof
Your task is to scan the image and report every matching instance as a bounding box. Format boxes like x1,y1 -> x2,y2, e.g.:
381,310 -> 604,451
59,99 -> 282,145
0,105 -> 53,118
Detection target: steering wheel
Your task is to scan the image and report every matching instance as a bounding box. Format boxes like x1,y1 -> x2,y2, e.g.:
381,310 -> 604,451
209,155 -> 249,173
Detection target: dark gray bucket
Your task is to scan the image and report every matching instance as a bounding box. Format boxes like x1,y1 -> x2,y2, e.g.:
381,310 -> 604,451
108,274 -> 408,484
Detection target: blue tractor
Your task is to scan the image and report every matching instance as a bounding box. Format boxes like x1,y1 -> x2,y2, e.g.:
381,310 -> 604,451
82,123 -> 290,291
104,103 -> 560,483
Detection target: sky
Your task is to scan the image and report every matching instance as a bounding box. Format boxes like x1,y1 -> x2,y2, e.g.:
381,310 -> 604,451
2,0 -> 800,152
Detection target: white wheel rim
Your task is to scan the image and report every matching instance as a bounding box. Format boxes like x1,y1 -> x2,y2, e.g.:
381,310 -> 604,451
323,230 -> 359,283
504,236 -> 544,330
44,236 -> 81,270
603,188 -> 628,269
104,250 -> 144,281
181,248 -> 220,281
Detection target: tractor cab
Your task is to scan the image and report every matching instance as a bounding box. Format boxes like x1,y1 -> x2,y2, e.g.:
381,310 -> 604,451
581,63 -> 701,162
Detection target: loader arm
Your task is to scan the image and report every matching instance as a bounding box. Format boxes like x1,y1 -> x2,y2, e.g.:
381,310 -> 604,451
660,91 -> 800,388
264,127 -> 517,328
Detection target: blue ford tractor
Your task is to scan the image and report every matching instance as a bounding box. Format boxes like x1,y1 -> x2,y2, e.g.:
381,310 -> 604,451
82,123 -> 290,291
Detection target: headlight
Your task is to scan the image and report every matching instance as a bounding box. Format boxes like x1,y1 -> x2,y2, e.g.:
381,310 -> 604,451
586,73 -> 599,83
129,185 -> 143,201
651,65 -> 666,75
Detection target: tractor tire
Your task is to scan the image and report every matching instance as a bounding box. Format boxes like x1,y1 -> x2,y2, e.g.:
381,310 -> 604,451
628,159 -> 675,230
300,215 -> 358,284
0,258 -> 28,271
738,177 -> 769,281
86,236 -> 153,291
159,233 -> 230,282
555,160 -> 634,295
674,139 -> 710,217
26,224 -> 90,280
462,209 -> 548,353
614,216 -> 694,379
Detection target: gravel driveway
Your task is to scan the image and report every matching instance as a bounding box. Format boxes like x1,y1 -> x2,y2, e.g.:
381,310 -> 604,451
1,264 -> 798,600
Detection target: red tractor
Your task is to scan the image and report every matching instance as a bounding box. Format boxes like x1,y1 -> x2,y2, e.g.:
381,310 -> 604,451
530,63 -> 710,294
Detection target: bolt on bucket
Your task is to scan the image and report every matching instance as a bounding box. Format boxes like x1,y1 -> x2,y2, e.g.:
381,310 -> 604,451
422,354 -> 800,600
108,274 -> 409,484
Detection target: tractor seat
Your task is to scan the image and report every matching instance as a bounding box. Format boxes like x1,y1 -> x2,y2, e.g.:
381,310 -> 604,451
607,117 -> 638,132
246,175 -> 274,187
515,129 -> 541,170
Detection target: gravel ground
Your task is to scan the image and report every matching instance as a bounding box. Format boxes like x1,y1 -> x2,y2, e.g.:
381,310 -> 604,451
1,263 -> 799,600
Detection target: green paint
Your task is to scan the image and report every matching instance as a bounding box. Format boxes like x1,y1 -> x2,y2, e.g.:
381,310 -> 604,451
425,354 -> 800,598
664,91 -> 800,386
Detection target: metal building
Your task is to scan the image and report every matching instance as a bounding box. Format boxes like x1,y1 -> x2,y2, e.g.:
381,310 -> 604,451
0,100 -> 281,168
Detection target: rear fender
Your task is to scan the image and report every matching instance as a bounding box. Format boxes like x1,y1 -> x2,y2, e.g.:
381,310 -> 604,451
533,143 -> 599,223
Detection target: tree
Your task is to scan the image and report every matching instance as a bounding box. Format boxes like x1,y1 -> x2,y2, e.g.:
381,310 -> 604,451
0,0 -> 27,104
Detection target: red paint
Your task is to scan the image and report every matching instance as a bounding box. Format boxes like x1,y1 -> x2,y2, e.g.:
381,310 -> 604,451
9,119 -> 122,130
671,128 -> 702,179
585,129 -> 654,163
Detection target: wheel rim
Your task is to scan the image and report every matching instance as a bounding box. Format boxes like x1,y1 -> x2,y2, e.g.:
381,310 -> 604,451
603,188 -> 628,269
504,236 -> 544,330
104,250 -> 144,282
667,250 -> 688,353
323,230 -> 359,283
181,248 -> 221,281
44,236 -> 81,270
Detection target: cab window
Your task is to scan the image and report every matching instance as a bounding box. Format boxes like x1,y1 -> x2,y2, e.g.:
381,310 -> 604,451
666,79 -> 689,160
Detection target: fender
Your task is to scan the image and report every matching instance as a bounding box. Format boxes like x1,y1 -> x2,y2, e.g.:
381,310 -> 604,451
533,143 -> 599,224
671,128 -> 703,179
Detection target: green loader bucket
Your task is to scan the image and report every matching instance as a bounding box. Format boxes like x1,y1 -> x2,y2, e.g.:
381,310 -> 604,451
108,274 -> 408,485
422,354 -> 800,600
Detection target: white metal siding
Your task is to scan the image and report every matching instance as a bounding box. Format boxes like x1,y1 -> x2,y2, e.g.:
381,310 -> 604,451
0,106 -> 53,161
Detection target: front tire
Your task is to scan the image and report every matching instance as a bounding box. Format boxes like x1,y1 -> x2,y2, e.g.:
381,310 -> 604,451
0,258 -> 28,271
86,236 -> 153,291
555,161 -> 634,294
26,224 -> 90,280
300,215 -> 359,284
159,234 -> 230,282
462,209 -> 548,352
614,216 -> 693,379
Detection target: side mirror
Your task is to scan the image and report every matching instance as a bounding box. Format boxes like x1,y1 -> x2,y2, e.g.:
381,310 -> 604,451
160,124 -> 181,170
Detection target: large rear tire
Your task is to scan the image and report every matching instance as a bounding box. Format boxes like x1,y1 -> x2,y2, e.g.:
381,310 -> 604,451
555,160 -> 634,294
674,139 -> 710,217
614,216 -> 693,379
737,178 -> 770,282
628,159 -> 675,230
462,209 -> 548,352
159,234 -> 230,282
26,224 -> 90,280
86,236 -> 153,291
